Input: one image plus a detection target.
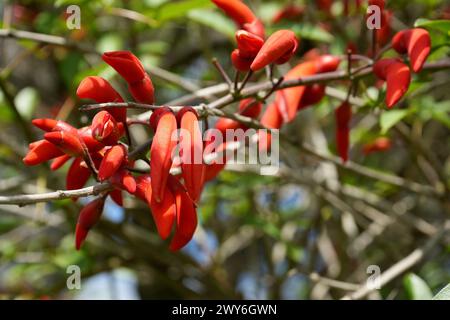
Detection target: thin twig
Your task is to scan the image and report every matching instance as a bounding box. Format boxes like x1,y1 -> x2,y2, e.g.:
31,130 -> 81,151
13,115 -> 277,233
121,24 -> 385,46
212,58 -> 232,88
0,183 -> 112,206
342,221 -> 450,300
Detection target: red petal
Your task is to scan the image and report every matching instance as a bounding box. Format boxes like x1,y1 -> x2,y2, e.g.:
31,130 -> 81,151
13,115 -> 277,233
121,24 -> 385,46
335,101 -> 352,163
135,175 -> 151,202
168,176 -> 197,251
385,62 -> 411,108
44,131 -> 85,157
32,118 -> 77,134
75,197 -> 105,250
76,76 -> 126,123
231,49 -> 253,72
235,30 -> 264,58
243,19 -> 265,39
111,169 -> 136,194
66,157 -> 91,191
299,84 -> 326,110
98,145 -> 127,181
335,101 -> 352,128
102,51 -> 146,84
212,0 -> 256,27
250,30 -> 298,71
23,140 -> 63,166
178,107 -> 205,203
239,98 -> 262,118
50,154 -> 71,171
109,189 -> 123,207
75,224 -> 89,251
150,108 -> 178,203
128,75 -> 155,104
146,181 -> 176,240
274,60 -> 317,122
78,127 -> 105,153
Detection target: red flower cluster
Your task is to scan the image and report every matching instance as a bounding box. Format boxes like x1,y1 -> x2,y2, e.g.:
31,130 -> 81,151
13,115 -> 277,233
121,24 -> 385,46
24,51 -> 203,251
212,0 -> 265,38
213,0 -> 299,72
21,0 -> 432,251
374,27 -> 431,108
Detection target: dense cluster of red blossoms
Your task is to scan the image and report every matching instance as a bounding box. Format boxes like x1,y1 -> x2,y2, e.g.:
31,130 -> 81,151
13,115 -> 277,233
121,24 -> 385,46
22,0 -> 432,251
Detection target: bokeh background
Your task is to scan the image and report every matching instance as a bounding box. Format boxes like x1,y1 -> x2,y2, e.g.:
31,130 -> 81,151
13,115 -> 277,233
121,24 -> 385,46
0,0 -> 449,300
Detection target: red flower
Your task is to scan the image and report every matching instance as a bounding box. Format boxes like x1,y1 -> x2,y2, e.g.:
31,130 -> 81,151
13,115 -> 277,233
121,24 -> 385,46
110,168 -> 136,194
44,131 -> 85,157
102,51 -> 155,104
149,107 -> 178,203
274,55 -> 341,123
136,175 -> 176,240
258,101 -> 284,153
215,98 -> 262,135
98,145 -> 128,182
23,140 -> 64,166
231,30 -> 264,72
250,30 -> 299,71
211,0 -> 265,38
177,107 -> 205,203
374,58 -> 411,108
76,76 -> 126,123
335,101 -> 352,163
32,118 -> 78,134
50,154 -> 71,171
66,157 -> 94,192
299,84 -> 326,110
75,197 -> 106,250
392,28 -> 431,73
368,0 -> 385,11
167,176 -> 197,251
91,111 -> 124,145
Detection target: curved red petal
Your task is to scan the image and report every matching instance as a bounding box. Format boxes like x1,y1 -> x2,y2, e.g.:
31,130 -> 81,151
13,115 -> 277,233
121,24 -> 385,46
179,108 -> 205,203
98,145 -> 127,181
150,108 -> 178,203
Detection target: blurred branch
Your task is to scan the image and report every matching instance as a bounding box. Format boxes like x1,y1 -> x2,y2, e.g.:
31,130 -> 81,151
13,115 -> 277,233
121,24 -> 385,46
0,28 -> 212,98
0,29 -> 95,53
342,221 -> 450,300
0,183 -> 112,206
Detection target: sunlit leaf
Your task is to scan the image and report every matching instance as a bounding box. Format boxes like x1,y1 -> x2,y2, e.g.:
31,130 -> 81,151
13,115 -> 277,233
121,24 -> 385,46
380,109 -> 408,134
404,273 -> 433,300
188,9 -> 235,39
14,87 -> 39,120
433,283 -> 450,300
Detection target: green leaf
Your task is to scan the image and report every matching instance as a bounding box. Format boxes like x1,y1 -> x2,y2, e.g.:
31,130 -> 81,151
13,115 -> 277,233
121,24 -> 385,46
14,87 -> 39,120
144,0 -> 170,7
404,273 -> 433,300
156,0 -> 212,23
380,109 -> 408,134
291,23 -> 334,43
188,9 -> 235,39
415,19 -> 450,36
433,283 -> 450,300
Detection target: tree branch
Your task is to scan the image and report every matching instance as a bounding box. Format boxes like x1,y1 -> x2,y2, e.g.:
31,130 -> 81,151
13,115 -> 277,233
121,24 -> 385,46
0,183 -> 112,206
342,221 -> 450,300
